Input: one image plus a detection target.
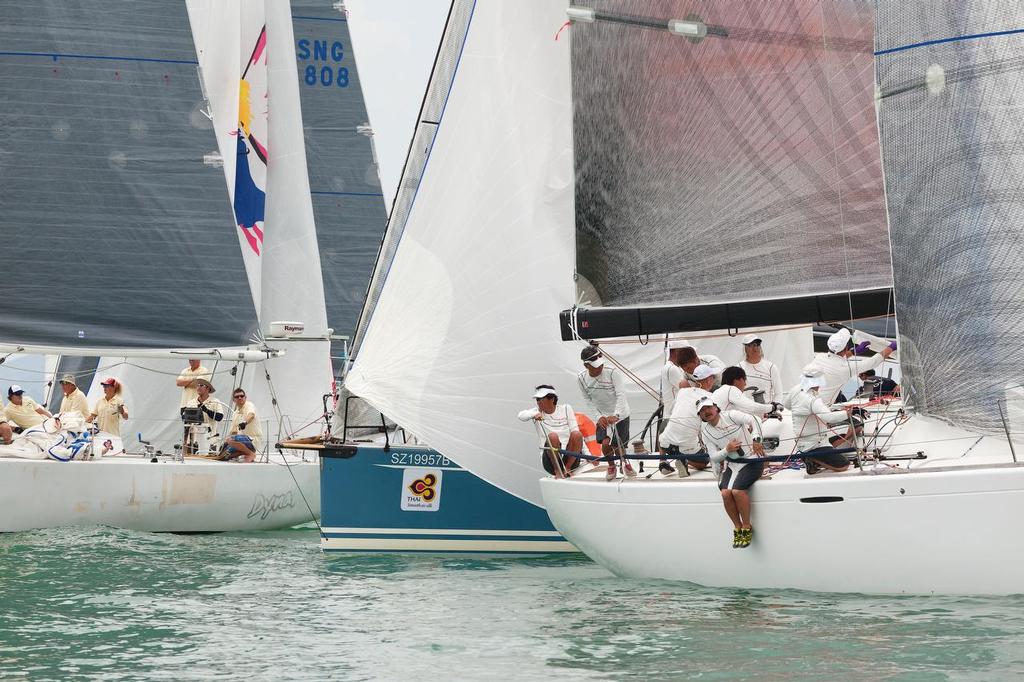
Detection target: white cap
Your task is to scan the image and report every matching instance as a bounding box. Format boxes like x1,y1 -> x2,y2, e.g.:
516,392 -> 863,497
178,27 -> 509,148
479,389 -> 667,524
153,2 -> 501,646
800,368 -> 826,392
667,338 -> 692,350
7,384 -> 23,395
691,364 -> 721,381
741,334 -> 762,345
827,328 -> 852,353
695,396 -> 717,412
584,356 -> 605,368
532,386 -> 557,399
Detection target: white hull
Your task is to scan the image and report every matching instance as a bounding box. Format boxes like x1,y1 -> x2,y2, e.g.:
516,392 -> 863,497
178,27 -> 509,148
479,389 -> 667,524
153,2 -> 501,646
0,454 -> 320,533
541,415 -> 1024,595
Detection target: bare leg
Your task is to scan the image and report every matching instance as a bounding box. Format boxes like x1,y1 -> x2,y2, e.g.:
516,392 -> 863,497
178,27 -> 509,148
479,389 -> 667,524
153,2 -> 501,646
721,489 -> 741,529
733,489 -> 752,529
602,439 -> 615,477
565,431 -> 583,472
227,437 -> 258,463
0,423 -> 12,445
545,433 -> 565,478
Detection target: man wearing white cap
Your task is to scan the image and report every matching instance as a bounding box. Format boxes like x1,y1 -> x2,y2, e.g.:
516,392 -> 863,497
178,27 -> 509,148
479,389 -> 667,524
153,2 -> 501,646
696,396 -> 765,548
518,385 -> 583,477
658,363 -> 719,476
578,345 -> 634,480
806,327 -> 896,405
739,334 -> 785,404
660,339 -> 692,417
677,346 -> 725,391
4,385 -> 51,429
58,374 -> 90,418
784,369 -> 857,474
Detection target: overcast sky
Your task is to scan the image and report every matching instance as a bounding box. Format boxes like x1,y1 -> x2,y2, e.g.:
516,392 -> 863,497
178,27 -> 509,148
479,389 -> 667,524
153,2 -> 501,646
345,0 -> 450,213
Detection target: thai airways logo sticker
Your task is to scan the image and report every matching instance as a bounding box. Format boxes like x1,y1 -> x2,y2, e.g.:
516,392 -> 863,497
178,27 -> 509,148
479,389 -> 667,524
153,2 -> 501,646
401,467 -> 443,512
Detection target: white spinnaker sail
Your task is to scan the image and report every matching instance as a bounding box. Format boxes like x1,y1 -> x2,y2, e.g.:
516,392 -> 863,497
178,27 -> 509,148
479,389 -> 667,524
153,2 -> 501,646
345,1 -> 579,506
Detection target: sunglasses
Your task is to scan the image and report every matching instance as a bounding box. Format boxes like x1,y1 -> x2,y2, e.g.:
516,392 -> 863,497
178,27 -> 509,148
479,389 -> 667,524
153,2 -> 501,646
233,394 -> 246,399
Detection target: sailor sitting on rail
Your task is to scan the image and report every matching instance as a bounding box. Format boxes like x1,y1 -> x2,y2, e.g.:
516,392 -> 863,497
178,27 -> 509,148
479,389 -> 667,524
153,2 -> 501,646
658,364 -> 718,477
738,334 -> 785,404
677,345 -> 725,391
806,328 -> 896,405
518,385 -> 582,477
784,369 -> 859,475
696,396 -> 765,549
713,366 -> 781,418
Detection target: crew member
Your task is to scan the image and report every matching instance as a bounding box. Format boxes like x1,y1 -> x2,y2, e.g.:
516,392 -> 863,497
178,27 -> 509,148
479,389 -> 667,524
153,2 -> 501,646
182,378 -> 224,454
87,378 -> 127,437
713,366 -> 780,417
697,396 -> 765,549
658,363 -> 719,476
220,388 -> 263,463
518,385 -> 583,477
785,370 -> 857,474
678,346 -> 725,390
739,334 -> 785,404
806,328 -> 896,405
578,345 -> 634,481
176,358 -> 211,408
660,339 -> 691,418
5,385 -> 52,429
58,374 -> 90,418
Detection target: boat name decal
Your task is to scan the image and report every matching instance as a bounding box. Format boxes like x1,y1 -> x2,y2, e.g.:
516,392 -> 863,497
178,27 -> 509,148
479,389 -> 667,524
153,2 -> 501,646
247,491 -> 296,520
390,451 -> 452,468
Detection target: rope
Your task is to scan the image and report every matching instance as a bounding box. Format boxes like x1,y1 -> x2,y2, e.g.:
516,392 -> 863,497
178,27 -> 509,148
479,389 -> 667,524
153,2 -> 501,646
275,445 -> 325,540
547,446 -> 859,465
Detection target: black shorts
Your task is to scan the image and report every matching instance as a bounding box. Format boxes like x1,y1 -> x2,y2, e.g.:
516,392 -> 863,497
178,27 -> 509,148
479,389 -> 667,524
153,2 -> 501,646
596,417 -> 630,447
806,446 -> 850,469
541,450 -> 582,475
719,461 -> 764,491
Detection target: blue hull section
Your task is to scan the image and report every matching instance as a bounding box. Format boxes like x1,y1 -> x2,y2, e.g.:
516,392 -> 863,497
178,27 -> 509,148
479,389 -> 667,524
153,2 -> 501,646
319,444 -> 575,554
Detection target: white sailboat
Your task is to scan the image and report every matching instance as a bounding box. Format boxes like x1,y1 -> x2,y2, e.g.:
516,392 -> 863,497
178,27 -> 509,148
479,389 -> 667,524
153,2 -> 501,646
0,0 -> 339,532
541,2 -> 1024,595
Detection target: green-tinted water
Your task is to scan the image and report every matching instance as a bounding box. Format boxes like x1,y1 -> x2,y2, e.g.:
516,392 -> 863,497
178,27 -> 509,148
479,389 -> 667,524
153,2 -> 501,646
1,526 -> 1022,680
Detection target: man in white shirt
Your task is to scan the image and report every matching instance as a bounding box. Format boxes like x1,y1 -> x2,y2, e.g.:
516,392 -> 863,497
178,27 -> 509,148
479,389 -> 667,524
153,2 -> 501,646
176,358 -> 212,408
58,374 -> 90,418
806,328 -> 896,405
697,396 -> 765,549
739,334 -> 785,404
578,345 -> 634,481
713,366 -> 781,417
678,346 -> 725,390
658,363 -> 719,476
785,370 -> 857,475
518,385 -> 583,477
660,339 -> 691,419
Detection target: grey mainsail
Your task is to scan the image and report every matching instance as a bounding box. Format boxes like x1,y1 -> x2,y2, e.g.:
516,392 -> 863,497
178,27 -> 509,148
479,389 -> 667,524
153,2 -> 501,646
0,0 -> 258,349
291,2 -> 388,360
568,1 -> 892,335
875,3 -> 1024,431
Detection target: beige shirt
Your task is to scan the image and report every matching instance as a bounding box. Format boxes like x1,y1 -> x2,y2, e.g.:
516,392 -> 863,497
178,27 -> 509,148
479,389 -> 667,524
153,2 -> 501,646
92,395 -> 125,436
228,399 -> 263,450
5,396 -> 46,428
178,364 -> 212,408
60,388 -> 90,417
184,396 -> 226,437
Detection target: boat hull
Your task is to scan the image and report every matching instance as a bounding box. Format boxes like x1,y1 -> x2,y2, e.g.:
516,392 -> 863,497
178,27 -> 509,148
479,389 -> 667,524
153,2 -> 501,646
541,463 -> 1024,595
319,443 -> 576,554
0,456 -> 320,532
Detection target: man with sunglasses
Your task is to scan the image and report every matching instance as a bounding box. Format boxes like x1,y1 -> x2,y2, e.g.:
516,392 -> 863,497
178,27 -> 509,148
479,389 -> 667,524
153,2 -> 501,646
738,334 -> 785,404
220,388 -> 263,462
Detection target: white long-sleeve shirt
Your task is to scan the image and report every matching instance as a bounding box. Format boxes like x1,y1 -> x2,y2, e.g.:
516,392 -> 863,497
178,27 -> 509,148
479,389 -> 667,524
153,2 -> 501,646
578,367 -> 630,420
700,410 -> 762,466
685,354 -> 725,389
785,388 -> 850,451
804,352 -> 885,405
660,361 -> 687,414
712,384 -> 774,417
518,403 -> 579,443
659,386 -> 712,452
740,359 -> 784,403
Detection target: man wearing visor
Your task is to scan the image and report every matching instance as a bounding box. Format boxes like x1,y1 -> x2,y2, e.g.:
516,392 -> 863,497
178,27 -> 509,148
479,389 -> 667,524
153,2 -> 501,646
518,385 -> 583,477
578,344 -> 634,481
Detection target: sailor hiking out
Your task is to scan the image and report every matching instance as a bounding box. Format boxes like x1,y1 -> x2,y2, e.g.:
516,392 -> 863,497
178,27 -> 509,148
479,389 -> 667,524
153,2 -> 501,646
697,396 -> 765,549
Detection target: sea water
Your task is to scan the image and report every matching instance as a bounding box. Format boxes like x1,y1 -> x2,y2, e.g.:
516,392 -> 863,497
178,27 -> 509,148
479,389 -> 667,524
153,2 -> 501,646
2,526 -> 1023,681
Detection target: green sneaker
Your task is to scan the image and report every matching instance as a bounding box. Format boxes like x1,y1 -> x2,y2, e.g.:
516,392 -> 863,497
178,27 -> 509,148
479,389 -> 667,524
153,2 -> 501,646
732,528 -> 742,548
738,528 -> 753,548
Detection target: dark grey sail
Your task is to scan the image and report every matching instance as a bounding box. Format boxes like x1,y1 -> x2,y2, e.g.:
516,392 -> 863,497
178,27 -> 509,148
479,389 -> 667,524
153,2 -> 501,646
566,1 -> 893,338
0,1 -> 258,349
875,3 -> 1024,431
291,2 -> 389,363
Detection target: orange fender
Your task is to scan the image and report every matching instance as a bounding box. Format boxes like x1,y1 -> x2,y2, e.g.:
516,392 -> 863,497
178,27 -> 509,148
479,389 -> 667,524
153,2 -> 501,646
575,412 -> 602,457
